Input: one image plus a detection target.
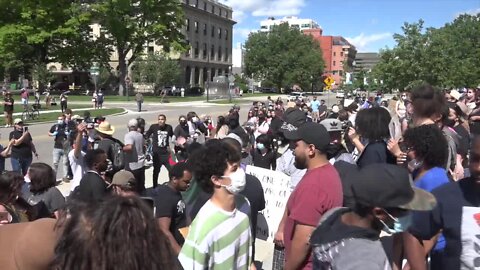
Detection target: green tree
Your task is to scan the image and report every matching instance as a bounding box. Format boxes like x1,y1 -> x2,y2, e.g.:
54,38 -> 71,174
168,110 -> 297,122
31,64 -> 55,91
244,23 -> 325,91
131,53 -> 181,95
90,0 -> 187,96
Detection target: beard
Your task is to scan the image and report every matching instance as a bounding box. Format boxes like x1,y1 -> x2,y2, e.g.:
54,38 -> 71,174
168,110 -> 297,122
294,154 -> 307,170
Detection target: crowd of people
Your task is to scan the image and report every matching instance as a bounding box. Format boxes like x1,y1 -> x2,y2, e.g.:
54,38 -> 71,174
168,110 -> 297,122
0,84 -> 479,270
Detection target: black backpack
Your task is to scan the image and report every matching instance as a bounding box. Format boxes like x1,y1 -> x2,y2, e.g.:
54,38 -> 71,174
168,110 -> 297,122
94,137 -> 125,172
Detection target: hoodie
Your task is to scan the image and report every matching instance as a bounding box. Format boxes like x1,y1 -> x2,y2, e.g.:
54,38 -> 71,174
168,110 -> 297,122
310,207 -> 391,270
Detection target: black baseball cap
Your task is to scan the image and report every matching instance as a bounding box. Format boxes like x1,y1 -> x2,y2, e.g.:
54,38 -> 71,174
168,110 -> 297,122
351,164 -> 436,211
283,122 -> 330,151
279,108 -> 307,134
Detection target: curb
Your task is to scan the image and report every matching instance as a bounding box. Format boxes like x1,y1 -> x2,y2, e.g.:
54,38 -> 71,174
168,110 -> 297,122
19,108 -> 128,126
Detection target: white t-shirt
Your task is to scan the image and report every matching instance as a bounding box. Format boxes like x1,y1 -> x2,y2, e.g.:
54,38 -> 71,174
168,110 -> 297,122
68,149 -> 86,191
124,131 -> 145,170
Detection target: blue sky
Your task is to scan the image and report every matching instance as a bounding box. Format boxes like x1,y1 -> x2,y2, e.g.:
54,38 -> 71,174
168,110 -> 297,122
220,0 -> 480,52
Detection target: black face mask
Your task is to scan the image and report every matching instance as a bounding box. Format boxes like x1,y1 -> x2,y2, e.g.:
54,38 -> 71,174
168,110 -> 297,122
444,118 -> 456,127
180,121 -> 187,126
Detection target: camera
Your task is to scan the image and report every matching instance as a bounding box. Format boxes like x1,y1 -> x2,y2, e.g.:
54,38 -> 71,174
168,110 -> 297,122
341,120 -> 352,130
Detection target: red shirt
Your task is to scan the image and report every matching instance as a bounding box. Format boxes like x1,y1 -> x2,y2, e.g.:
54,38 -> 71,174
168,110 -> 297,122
284,163 -> 343,269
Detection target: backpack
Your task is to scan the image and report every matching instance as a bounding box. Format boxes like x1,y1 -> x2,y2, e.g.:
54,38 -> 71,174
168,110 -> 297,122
94,138 -> 125,172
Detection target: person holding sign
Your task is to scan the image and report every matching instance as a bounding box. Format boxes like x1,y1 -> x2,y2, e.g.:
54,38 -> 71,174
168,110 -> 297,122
278,122 -> 343,270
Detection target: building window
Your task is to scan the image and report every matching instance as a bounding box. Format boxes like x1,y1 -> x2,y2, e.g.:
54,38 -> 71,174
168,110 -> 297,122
210,45 -> 215,59
211,5 -> 215,13
147,46 -> 154,53
219,9 -> 222,17
332,71 -> 337,75
333,52 -> 336,57
203,23 -> 207,35
224,47 -> 228,62
225,29 -> 228,40
203,43 -> 207,59
204,2 -> 207,10
164,45 -> 170,53
186,19 -> 190,31
194,21 -> 198,33
340,52 -> 344,57
218,27 -> 222,39
211,25 -> 215,37
194,41 -> 199,58
186,40 -> 190,56
186,0 -> 189,4
333,61 -> 336,66
218,46 -> 222,61
225,10 -> 229,18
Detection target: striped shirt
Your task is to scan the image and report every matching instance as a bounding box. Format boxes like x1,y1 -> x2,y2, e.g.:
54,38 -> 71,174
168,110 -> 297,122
179,195 -> 252,269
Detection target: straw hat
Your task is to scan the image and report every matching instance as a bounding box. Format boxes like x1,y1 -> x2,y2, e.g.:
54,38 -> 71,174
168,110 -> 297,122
95,121 -> 115,135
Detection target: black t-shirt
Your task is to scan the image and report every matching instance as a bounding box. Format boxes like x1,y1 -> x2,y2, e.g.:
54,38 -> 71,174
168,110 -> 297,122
153,184 -> 186,245
252,149 -> 277,170
71,171 -> 108,202
146,124 -> 173,155
356,140 -> 396,168
409,178 -> 480,270
4,97 -> 13,112
239,174 -> 265,238
49,124 -> 68,149
9,130 -> 33,159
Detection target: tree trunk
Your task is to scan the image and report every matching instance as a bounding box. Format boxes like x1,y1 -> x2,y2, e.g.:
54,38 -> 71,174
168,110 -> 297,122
117,49 -> 127,96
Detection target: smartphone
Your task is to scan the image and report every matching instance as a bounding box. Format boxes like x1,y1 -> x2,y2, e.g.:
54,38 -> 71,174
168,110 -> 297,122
23,126 -> 28,132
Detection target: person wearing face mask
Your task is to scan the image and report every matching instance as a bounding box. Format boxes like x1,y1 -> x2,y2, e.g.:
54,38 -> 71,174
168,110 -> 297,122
310,164 -> 436,270
173,115 -> 190,161
252,134 -> 276,170
179,140 -> 253,270
48,114 -> 70,182
70,149 -> 109,203
9,118 -> 38,176
254,110 -> 270,138
405,136 -> 480,270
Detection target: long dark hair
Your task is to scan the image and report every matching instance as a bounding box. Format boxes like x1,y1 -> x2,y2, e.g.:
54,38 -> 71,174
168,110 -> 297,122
0,171 -> 24,205
216,115 -> 226,134
29,162 -> 56,193
51,196 -> 180,270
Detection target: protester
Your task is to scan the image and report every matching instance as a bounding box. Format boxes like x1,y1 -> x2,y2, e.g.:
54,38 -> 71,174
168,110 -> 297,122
70,149 -> 109,202
214,115 -> 229,138
109,169 -> 138,196
60,91 -> 68,113
254,110 -> 270,138
9,118 -> 38,176
396,92 -> 408,121
310,164 -> 436,269
275,122 -> 343,270
21,162 -> 65,218
3,91 -> 14,127
0,171 -> 27,224
179,140 -> 253,269
97,89 -> 104,108
146,114 -> 174,188
405,136 -> 480,270
252,134 -> 276,170
0,139 -> 14,172
310,96 -> 320,122
94,121 -> 123,176
48,114 -> 70,182
68,123 -> 87,192
123,119 -> 145,193
348,107 -> 396,167
152,162 -> 192,254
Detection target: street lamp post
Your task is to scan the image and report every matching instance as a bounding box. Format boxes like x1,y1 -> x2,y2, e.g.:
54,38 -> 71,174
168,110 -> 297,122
125,59 -> 130,101
206,69 -> 210,102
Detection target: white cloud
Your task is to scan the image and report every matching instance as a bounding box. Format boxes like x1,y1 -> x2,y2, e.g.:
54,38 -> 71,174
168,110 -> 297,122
346,32 -> 392,52
235,28 -> 256,39
454,8 -> 480,18
219,0 -> 305,18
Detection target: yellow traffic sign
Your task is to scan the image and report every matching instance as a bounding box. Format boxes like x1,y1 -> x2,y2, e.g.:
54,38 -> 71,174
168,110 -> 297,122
324,77 -> 335,86
325,85 -> 331,90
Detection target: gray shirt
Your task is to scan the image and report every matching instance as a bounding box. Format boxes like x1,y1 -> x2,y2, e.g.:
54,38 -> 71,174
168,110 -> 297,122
124,130 -> 145,170
21,186 -> 65,214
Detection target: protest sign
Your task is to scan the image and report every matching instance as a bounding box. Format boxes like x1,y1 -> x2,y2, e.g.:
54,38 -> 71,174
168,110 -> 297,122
245,165 -> 291,241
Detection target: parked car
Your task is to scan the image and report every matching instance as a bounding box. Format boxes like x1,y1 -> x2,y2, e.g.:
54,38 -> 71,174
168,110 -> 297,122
335,90 -> 345,99
288,92 -> 306,101
186,86 -> 204,96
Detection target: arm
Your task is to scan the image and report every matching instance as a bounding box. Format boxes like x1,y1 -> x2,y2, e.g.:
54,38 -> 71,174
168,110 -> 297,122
274,207 -> 288,247
74,123 -> 86,159
403,232 -> 429,270
284,223 -> 315,270
30,141 -> 38,158
348,127 -> 365,153
123,133 -> 133,152
12,131 -> 29,146
157,217 -> 182,254
0,139 -> 14,158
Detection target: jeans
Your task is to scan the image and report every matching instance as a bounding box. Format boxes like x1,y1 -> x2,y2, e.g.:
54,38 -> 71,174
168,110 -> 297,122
11,156 -> 33,176
53,148 -> 69,178
152,152 -> 171,188
137,101 -> 142,112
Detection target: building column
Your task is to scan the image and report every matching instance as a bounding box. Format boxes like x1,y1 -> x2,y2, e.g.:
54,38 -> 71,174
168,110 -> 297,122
199,68 -> 204,87
214,68 -> 219,77
190,67 -> 195,86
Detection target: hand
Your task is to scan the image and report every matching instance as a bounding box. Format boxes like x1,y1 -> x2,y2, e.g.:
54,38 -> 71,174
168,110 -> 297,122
273,230 -> 284,248
34,152 -> 39,159
52,131 -> 58,136
8,139 -> 15,146
397,152 -> 407,166
77,122 -> 87,133
347,127 -> 358,140
387,139 -> 401,157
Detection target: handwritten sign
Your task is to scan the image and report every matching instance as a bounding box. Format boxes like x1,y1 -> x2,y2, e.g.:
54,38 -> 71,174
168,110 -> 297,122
246,165 -> 292,241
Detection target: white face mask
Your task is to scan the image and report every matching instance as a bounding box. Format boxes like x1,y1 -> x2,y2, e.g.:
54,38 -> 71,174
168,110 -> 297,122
57,120 -> 64,125
192,117 -> 199,122
221,168 -> 246,194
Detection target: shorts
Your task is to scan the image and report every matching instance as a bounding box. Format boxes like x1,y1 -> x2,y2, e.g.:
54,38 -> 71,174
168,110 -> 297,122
21,98 -> 28,105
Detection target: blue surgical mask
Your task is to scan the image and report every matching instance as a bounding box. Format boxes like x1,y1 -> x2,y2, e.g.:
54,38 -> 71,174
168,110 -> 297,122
256,143 -> 265,150
380,210 -> 412,234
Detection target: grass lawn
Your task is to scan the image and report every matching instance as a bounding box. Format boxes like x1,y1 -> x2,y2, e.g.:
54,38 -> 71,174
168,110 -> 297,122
17,108 -> 125,125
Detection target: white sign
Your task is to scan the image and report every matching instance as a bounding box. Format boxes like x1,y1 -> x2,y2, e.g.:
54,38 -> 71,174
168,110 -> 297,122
245,165 -> 291,241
